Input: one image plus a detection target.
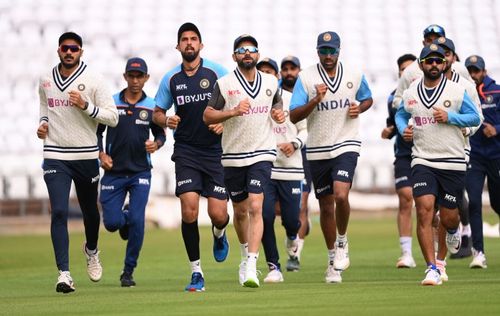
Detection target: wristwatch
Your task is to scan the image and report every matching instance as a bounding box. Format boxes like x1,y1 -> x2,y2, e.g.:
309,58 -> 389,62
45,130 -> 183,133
292,141 -> 299,150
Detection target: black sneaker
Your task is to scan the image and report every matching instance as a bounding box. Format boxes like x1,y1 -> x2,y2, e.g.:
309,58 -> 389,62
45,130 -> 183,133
119,204 -> 130,241
450,235 -> 472,259
120,271 -> 136,287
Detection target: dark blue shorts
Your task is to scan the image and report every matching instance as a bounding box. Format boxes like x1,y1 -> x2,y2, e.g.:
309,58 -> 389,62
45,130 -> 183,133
394,156 -> 412,190
172,147 -> 227,200
411,164 -> 465,209
224,161 -> 272,202
309,152 -> 359,198
301,147 -> 312,193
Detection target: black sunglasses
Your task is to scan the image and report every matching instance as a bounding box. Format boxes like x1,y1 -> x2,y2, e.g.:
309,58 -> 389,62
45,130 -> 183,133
60,45 -> 81,53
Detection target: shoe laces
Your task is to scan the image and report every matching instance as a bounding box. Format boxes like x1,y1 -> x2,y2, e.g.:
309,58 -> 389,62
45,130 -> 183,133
87,250 -> 101,268
58,271 -> 73,283
191,272 -> 203,284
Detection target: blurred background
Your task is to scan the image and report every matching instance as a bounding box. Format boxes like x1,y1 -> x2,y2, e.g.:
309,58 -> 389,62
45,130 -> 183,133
1,0 -> 499,230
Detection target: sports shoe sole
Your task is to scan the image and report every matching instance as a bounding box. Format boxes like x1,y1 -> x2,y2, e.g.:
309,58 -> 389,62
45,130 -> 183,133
56,282 -> 75,293
243,279 -> 259,288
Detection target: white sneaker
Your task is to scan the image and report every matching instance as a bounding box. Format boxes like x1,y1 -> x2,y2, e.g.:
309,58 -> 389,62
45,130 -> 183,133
446,228 -> 462,254
264,269 -> 284,283
469,249 -> 487,269
238,260 -> 247,285
83,243 -> 102,282
325,263 -> 342,283
56,270 -> 75,293
436,261 -> 448,282
243,263 -> 260,288
421,268 -> 442,286
396,253 -> 416,268
333,240 -> 350,271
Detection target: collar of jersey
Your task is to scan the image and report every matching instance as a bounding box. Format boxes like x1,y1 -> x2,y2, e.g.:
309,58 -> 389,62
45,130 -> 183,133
417,74 -> 447,109
317,61 -> 343,94
52,61 -> 87,92
234,67 -> 261,99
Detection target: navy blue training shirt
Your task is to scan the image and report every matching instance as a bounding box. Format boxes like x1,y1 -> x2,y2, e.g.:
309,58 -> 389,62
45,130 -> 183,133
97,90 -> 166,176
155,58 -> 228,150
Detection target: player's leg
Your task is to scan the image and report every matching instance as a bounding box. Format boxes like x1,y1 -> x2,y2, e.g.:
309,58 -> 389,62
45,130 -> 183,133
120,170 -> 151,287
100,174 -> 128,233
466,157 -> 488,268
73,159 -> 102,282
261,180 -> 283,282
43,159 -> 75,293
203,157 -> 230,263
277,180 -> 301,272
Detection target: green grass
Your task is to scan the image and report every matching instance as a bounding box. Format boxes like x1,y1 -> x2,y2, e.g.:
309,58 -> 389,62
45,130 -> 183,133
1,212 -> 499,316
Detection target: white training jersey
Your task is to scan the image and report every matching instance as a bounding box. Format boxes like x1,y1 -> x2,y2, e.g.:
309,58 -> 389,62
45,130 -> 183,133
400,77 -> 479,171
271,89 -> 307,181
290,61 -> 372,161
38,61 -> 119,160
216,68 -> 279,167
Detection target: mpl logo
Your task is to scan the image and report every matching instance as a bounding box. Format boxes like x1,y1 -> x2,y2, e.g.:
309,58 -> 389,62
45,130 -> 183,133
139,178 -> 150,185
444,194 -> 456,203
91,175 -> 100,183
118,109 -> 127,116
213,186 -> 226,194
337,170 -> 349,178
228,90 -> 241,96
291,188 -> 301,195
408,99 -> 417,106
249,179 -> 261,187
176,84 -> 188,91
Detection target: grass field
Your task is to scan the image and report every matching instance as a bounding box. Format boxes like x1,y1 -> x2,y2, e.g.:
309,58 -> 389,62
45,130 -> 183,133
1,212 -> 500,316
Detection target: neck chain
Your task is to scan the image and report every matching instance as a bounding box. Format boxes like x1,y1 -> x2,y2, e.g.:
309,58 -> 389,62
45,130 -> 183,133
184,60 -> 201,73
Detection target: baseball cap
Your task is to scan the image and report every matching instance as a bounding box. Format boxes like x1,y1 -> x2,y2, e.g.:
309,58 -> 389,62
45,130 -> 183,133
281,55 -> 301,69
433,37 -> 455,53
419,44 -> 446,60
125,57 -> 148,74
423,24 -> 446,38
257,58 -> 279,73
233,34 -> 258,51
177,22 -> 202,43
59,31 -> 82,47
316,31 -> 340,49
465,55 -> 485,70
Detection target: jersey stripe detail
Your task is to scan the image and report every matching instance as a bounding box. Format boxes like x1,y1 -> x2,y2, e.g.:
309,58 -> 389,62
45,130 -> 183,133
52,61 -> 87,92
234,68 -> 262,99
417,75 -> 447,109
317,62 -> 343,94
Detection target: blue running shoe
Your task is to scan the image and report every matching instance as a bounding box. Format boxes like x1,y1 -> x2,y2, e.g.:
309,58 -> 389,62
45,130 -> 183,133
185,272 -> 205,292
213,226 -> 229,262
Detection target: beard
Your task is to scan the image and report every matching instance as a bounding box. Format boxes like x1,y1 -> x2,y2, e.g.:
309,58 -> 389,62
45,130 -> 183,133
181,49 -> 199,62
237,58 -> 257,70
423,66 -> 442,80
282,76 -> 297,89
59,55 -> 79,69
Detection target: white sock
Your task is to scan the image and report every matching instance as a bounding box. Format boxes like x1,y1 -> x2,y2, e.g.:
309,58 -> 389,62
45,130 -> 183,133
462,224 -> 471,237
436,259 -> 446,268
336,234 -> 347,244
240,243 -> 248,261
328,248 -> 335,264
190,260 -> 203,275
85,246 -> 97,255
399,236 -> 412,255
213,226 -> 225,238
247,252 -> 258,268
296,238 -> 304,260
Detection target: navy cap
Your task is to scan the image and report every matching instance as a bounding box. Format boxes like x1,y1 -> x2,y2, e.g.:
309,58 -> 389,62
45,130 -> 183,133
423,24 -> 446,38
59,31 -> 82,47
465,55 -> 485,70
419,44 -> 446,60
317,31 -> 341,49
233,34 -> 258,51
177,22 -> 202,43
433,37 -> 455,53
257,58 -> 279,74
125,57 -> 148,74
281,55 -> 301,68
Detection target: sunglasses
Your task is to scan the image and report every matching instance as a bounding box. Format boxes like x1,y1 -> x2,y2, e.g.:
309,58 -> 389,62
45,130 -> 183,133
60,45 -> 81,53
234,46 -> 259,54
318,47 -> 338,56
421,57 -> 446,65
424,25 -> 445,36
